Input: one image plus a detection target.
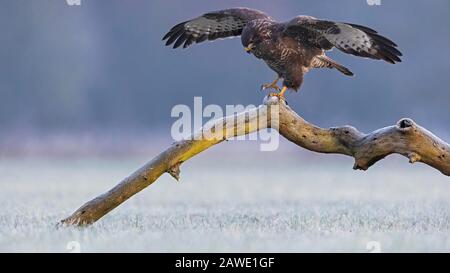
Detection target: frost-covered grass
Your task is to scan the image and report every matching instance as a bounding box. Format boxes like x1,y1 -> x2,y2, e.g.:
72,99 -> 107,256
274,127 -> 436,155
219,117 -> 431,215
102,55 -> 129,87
1,145 -> 450,252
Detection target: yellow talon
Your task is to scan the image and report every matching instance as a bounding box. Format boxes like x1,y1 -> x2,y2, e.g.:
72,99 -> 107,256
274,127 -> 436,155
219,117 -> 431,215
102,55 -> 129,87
279,86 -> 287,97
269,86 -> 288,99
261,77 -> 281,92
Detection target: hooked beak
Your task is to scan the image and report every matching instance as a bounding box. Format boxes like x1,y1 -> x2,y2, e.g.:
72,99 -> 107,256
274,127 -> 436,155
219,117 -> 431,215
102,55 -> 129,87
244,43 -> 255,53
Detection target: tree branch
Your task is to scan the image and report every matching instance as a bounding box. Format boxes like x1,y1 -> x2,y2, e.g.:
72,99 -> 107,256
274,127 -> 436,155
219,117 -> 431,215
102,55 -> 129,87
277,100 -> 450,174
61,96 -> 450,226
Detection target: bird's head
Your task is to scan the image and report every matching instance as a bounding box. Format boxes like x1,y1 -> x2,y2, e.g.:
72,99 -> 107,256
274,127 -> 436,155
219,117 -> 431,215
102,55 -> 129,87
241,26 -> 264,54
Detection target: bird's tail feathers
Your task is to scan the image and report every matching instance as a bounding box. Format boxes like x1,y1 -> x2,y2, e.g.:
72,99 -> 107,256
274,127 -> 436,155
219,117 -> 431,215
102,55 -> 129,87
331,62 -> 354,76
313,55 -> 354,76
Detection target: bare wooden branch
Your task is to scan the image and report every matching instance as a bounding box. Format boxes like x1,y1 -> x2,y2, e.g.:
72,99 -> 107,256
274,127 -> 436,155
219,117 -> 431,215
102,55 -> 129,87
277,101 -> 450,175
61,96 -> 450,226
60,99 -> 275,226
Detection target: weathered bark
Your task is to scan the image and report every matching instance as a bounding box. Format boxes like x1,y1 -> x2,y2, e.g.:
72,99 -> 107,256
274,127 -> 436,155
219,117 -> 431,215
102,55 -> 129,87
61,96 -> 450,226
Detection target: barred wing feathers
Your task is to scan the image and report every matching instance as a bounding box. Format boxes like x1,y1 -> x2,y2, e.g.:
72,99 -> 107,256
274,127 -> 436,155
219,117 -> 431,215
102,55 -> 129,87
163,8 -> 271,49
284,16 -> 402,64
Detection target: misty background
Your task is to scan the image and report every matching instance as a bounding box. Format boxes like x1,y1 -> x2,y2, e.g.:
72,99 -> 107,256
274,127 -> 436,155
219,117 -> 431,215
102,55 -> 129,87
0,0 -> 449,155
2,0 -> 450,253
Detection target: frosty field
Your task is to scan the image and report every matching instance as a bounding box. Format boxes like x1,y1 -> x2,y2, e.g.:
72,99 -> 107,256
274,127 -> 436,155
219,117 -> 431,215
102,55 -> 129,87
1,142 -> 450,252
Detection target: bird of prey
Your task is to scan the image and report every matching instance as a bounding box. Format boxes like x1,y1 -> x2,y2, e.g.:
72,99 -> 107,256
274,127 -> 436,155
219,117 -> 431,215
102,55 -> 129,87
163,8 -> 402,98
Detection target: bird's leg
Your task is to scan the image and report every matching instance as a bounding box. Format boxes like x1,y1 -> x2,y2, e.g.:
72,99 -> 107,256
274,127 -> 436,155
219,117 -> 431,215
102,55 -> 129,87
260,77 -> 281,92
269,86 -> 288,99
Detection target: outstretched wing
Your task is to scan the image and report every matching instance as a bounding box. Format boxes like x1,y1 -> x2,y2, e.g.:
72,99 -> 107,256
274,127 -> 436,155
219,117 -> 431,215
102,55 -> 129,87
163,8 -> 271,49
283,16 -> 402,64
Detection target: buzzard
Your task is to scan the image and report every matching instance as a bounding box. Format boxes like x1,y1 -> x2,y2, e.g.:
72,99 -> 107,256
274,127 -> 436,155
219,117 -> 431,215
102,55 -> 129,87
163,8 -> 402,98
